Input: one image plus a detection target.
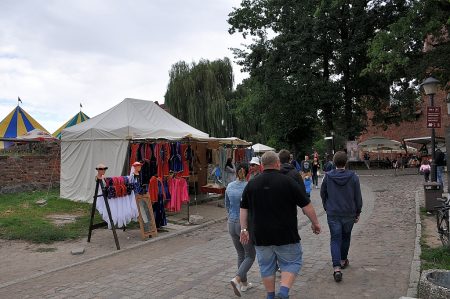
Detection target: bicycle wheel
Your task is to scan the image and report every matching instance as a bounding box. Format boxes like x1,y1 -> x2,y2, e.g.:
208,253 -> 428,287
436,209 -> 450,247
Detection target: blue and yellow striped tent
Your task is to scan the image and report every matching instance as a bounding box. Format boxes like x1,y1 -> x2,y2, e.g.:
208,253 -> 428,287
0,106 -> 49,149
52,111 -> 90,139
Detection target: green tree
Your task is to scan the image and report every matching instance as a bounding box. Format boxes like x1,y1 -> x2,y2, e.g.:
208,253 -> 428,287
164,58 -> 234,137
366,0 -> 450,120
228,0 -> 418,144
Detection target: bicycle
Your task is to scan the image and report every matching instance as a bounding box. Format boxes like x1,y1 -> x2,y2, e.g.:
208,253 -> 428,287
436,196 -> 450,247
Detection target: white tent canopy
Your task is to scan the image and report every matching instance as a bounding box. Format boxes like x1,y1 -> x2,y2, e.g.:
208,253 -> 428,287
61,98 -> 209,202
17,129 -> 57,141
252,143 -> 275,153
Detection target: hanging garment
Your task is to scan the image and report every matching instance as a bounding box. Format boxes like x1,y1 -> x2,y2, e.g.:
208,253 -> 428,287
166,177 -> 189,212
234,148 -> 246,163
170,142 -> 183,173
130,144 -> 140,167
155,143 -> 171,178
181,144 -> 190,176
153,179 -> 167,228
96,178 -> 139,229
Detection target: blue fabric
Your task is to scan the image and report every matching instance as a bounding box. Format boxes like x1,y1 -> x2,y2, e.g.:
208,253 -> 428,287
327,215 -> 355,267
267,292 -> 275,299
324,161 -> 336,172
279,286 -> 290,298
255,243 -> 303,277
225,180 -> 247,221
320,169 -> 363,216
437,166 -> 444,186
304,177 -> 312,195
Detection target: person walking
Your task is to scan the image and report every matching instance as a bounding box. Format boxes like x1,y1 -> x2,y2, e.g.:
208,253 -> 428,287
240,151 -> 321,299
226,163 -> 256,297
320,151 -> 363,282
247,156 -> 262,181
279,149 -> 303,185
323,154 -> 336,173
311,157 -> 320,189
435,149 -> 446,187
300,154 -> 312,179
419,158 -> 431,182
224,158 -> 236,187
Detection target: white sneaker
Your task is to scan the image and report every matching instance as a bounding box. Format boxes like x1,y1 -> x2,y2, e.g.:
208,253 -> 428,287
230,278 -> 241,297
240,282 -> 253,292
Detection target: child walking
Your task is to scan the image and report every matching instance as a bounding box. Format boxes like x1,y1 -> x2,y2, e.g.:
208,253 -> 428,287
419,159 -> 431,182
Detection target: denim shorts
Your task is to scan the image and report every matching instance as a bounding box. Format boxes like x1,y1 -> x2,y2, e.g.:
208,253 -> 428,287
255,243 -> 303,277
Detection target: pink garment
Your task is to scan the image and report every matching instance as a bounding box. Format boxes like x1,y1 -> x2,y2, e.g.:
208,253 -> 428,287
420,164 -> 431,173
166,178 -> 189,212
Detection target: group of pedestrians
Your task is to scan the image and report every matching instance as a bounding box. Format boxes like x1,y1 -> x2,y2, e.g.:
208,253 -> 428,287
225,150 -> 363,298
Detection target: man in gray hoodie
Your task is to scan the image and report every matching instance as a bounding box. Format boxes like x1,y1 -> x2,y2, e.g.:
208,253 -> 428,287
320,151 -> 362,283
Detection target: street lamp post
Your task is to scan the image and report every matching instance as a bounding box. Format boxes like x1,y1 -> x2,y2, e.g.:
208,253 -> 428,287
421,77 -> 440,182
331,131 -> 335,154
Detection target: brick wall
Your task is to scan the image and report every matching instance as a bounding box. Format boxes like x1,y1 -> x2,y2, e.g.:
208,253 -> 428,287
0,142 -> 60,194
359,89 -> 449,143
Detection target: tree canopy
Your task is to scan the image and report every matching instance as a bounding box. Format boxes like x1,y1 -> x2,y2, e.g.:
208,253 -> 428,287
164,58 -> 234,137
227,0 -> 449,151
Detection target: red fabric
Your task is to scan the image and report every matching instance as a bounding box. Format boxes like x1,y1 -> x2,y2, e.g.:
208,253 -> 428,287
234,148 -> 245,163
181,144 -> 190,176
155,143 -> 171,178
130,144 -> 139,167
149,176 -> 158,203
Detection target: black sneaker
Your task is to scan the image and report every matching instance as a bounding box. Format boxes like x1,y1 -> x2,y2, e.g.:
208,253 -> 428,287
333,270 -> 343,282
275,294 -> 289,299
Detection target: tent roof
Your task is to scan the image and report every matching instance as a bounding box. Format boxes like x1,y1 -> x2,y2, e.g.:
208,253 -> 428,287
61,98 -> 209,141
17,128 -> 57,141
0,106 -> 49,149
403,136 -> 446,144
252,143 -> 275,153
53,111 -> 90,139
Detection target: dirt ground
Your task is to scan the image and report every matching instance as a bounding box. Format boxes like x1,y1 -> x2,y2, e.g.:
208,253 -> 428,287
422,212 -> 443,248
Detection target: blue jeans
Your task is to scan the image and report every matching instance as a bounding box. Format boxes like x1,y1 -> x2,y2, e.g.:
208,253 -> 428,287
437,166 -> 444,186
327,215 -> 355,268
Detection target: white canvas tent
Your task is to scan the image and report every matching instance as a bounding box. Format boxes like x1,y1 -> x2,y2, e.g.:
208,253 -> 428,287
61,98 -> 209,202
252,143 -> 275,153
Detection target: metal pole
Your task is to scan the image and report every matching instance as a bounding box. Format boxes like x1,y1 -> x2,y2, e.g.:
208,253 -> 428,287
430,94 -> 437,182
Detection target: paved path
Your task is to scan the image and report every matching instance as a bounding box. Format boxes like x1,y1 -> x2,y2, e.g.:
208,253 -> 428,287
0,173 -> 422,298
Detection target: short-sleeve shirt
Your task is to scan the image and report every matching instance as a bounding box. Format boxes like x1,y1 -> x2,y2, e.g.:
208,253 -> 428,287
241,169 -> 311,246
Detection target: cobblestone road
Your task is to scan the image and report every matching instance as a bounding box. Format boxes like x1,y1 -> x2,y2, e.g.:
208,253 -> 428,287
0,172 -> 422,299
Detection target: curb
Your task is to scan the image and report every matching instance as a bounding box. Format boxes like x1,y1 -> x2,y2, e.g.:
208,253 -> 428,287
406,190 -> 422,297
0,216 -> 228,290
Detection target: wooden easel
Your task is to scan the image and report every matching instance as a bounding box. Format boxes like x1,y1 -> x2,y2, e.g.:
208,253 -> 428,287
87,178 -> 120,250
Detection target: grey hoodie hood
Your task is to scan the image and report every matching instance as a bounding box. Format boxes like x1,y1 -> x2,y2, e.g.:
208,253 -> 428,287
326,169 -> 355,186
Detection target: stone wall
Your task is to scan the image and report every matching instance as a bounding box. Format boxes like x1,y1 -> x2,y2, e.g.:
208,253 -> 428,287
0,142 -> 60,194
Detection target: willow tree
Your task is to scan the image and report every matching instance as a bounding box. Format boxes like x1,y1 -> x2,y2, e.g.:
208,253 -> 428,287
164,58 -> 234,137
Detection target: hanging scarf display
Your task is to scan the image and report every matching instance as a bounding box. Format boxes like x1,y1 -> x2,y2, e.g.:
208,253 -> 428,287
96,176 -> 139,229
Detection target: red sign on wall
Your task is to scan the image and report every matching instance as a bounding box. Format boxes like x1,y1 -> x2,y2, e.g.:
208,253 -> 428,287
427,106 -> 441,128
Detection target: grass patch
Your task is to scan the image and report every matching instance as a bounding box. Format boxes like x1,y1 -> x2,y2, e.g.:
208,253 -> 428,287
0,189 -> 103,243
421,243 -> 450,270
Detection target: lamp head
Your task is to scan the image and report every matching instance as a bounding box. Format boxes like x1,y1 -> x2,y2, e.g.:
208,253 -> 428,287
420,77 -> 440,95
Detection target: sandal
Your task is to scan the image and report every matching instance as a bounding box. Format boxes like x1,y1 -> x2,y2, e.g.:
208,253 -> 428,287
341,259 -> 349,269
333,270 -> 343,282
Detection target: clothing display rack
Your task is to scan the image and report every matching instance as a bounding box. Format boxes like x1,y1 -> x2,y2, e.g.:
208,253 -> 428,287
87,178 -> 120,250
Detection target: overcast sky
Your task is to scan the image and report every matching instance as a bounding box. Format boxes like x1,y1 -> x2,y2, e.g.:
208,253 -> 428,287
0,0 -> 248,133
